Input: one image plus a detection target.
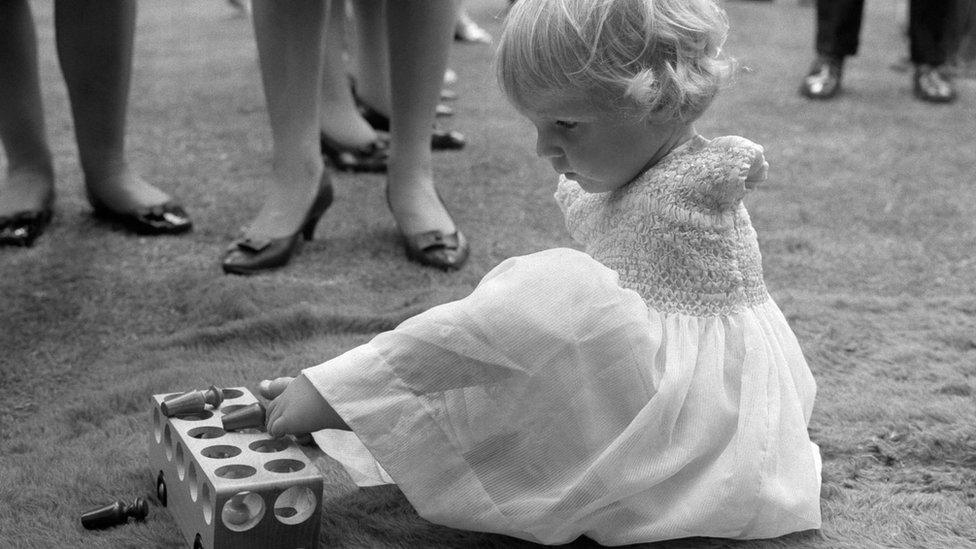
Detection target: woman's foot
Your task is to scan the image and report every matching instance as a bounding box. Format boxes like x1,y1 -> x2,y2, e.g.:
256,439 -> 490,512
319,109 -> 389,172
86,168 -> 192,234
240,162 -> 326,240
0,165 -> 54,218
0,166 -> 55,247
386,165 -> 468,270
222,165 -> 332,275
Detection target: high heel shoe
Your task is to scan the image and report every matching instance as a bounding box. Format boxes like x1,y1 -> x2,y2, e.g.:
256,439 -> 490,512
91,199 -> 193,235
385,186 -> 469,271
0,203 -> 53,247
319,131 -> 389,173
221,174 -> 334,275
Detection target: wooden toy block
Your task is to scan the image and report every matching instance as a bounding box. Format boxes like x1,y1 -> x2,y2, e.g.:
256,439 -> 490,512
150,387 -> 324,549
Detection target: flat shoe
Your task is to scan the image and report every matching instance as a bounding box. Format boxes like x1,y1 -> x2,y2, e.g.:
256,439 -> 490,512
0,207 -> 53,247
431,129 -> 466,151
355,99 -> 466,151
92,200 -> 192,235
320,131 -> 389,173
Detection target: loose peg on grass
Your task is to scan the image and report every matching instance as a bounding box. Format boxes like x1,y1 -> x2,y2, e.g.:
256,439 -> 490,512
160,384 -> 225,417
221,402 -> 266,431
81,498 -> 149,530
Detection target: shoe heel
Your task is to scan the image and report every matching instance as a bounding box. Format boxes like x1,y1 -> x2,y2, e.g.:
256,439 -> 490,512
302,214 -> 322,241
302,175 -> 335,241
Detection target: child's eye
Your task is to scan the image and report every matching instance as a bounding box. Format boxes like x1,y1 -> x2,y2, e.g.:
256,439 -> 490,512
555,120 -> 578,130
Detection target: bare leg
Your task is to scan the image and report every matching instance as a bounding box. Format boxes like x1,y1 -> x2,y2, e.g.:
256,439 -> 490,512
247,0 -> 326,239
0,0 -> 55,218
385,0 -> 458,236
54,0 -> 172,213
319,0 -> 378,148
348,1 -> 391,115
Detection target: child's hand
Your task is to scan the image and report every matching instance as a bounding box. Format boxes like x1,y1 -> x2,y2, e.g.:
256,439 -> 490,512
263,374 -> 349,437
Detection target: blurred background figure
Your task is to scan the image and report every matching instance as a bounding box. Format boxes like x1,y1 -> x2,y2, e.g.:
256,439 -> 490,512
0,0 -> 192,248
454,1 -> 493,45
226,0 -> 251,18
949,0 -> 976,78
799,0 -> 957,103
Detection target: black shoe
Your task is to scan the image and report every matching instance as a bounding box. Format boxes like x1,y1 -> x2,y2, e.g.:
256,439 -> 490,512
355,99 -> 466,151
800,56 -> 843,99
91,199 -> 192,235
221,174 -> 334,275
914,65 -> 957,103
385,187 -> 469,271
431,129 -> 466,150
0,206 -> 53,247
320,131 -> 389,173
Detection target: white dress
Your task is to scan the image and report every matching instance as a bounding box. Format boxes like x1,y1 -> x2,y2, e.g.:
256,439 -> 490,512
304,135 -> 822,546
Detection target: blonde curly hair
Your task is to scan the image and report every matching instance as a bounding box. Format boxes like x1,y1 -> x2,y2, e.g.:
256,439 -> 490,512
496,0 -> 733,122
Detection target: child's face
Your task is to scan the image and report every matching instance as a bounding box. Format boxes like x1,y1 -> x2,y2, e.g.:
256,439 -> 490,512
520,93 -> 692,193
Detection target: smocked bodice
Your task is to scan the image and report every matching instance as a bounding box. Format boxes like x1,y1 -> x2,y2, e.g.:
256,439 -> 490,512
555,135 -> 771,316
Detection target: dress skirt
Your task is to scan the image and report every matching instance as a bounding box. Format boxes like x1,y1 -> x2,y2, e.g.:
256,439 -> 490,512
304,248 -> 822,545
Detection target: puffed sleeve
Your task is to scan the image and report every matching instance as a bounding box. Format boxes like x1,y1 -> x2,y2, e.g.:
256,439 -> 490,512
690,136 -> 767,212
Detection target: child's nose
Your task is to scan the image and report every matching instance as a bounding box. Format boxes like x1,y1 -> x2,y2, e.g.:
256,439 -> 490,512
535,130 -> 561,159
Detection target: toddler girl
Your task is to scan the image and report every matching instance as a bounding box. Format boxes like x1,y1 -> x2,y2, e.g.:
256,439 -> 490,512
262,0 -> 822,544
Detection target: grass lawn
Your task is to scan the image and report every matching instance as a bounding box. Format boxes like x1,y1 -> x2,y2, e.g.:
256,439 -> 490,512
1,0 -> 975,547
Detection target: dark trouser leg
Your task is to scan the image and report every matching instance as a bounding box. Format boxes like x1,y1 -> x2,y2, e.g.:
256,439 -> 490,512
909,0 -> 952,66
815,0 -> 865,59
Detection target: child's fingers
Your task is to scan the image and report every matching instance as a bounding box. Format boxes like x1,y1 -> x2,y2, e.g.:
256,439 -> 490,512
265,399 -> 284,437
258,376 -> 294,400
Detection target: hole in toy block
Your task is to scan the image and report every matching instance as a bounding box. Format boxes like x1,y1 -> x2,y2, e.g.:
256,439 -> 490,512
174,411 -> 213,421
201,445 -> 242,460
188,462 -> 200,502
221,389 -> 244,400
215,464 -> 257,479
188,426 -> 226,439
274,486 -> 317,525
249,439 -> 290,453
176,443 -> 187,480
221,491 -> 266,532
153,408 -> 162,443
201,483 -> 214,525
163,424 -> 174,460
265,459 -> 305,473
193,533 -> 203,549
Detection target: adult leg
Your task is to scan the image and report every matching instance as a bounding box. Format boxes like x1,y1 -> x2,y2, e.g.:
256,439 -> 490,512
815,0 -> 865,59
348,1 -> 391,117
0,0 -> 55,220
385,0 -> 468,270
908,1 -> 953,66
54,0 -> 189,233
318,0 -> 387,173
909,0 -> 956,102
222,0 -> 332,274
319,0 -> 380,148
246,0 -> 327,239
